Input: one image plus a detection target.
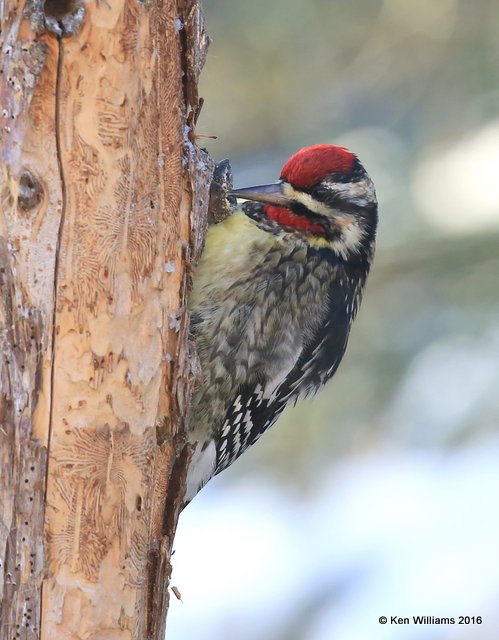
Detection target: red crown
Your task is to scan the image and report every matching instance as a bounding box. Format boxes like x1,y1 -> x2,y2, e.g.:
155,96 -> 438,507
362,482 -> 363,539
280,144 -> 356,188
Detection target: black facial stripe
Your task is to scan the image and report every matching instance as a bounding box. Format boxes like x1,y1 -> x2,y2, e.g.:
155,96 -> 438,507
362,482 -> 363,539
289,201 -> 329,224
290,200 -> 344,243
298,188 -> 356,216
242,196 -> 329,231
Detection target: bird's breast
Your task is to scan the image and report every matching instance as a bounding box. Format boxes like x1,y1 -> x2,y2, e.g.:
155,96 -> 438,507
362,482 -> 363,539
190,212 -> 336,401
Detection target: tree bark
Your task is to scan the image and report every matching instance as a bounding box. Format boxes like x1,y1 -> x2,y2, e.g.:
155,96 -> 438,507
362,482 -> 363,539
0,1 -> 211,638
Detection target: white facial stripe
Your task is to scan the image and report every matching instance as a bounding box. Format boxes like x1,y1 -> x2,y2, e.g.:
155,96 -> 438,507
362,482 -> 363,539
281,183 -> 332,216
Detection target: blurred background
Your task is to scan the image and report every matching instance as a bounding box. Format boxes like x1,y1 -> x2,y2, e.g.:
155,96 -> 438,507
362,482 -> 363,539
169,1 -> 499,638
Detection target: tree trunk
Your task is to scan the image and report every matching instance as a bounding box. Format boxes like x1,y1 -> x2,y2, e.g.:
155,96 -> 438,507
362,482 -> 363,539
0,1 -> 211,638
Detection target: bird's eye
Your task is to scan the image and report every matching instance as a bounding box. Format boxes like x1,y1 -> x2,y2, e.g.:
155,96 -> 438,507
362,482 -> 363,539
311,184 -> 342,204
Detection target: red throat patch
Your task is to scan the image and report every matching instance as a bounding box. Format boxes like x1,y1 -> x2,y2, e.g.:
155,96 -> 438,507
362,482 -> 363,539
264,204 -> 325,235
280,144 -> 356,188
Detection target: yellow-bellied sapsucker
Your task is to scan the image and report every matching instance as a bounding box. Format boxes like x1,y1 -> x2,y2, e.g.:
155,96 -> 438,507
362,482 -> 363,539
185,144 -> 377,504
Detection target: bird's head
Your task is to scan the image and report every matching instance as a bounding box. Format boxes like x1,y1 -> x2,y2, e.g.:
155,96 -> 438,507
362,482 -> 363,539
231,144 -> 377,260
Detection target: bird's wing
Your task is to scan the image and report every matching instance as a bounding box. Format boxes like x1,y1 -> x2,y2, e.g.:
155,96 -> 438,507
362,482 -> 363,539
215,382 -> 286,474
214,279 -> 358,475
275,279 -> 356,401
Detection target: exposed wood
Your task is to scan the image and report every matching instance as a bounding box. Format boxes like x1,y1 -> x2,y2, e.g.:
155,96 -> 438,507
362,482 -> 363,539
0,0 -> 212,638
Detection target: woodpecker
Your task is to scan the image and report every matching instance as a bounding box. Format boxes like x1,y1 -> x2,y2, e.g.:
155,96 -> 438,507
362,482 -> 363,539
185,144 -> 377,504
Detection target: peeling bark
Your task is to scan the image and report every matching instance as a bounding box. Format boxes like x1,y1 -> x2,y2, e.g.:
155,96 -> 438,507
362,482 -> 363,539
0,0 -> 212,638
